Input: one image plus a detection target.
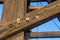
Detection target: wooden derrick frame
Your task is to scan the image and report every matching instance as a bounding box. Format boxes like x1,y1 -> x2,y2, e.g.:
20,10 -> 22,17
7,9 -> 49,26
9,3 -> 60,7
30,32 -> 60,38
0,0 -> 27,24
0,0 -> 60,40
24,32 -> 60,40
0,0 -> 27,39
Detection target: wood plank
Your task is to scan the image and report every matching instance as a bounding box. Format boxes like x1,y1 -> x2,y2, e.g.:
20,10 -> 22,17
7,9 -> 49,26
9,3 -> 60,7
6,32 -> 24,40
1,0 -> 27,24
29,6 -> 43,9
17,0 -> 27,18
1,0 -> 18,24
30,32 -> 60,38
0,0 -> 60,39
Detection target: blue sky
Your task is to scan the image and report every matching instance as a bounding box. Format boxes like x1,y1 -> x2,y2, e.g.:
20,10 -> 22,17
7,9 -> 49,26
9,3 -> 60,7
30,1 -> 48,6
0,4 -> 3,21
0,1 -> 60,40
31,18 -> 60,32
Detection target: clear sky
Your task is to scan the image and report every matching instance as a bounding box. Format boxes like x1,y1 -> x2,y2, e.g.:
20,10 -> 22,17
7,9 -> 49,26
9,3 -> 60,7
0,4 -> 3,21
31,18 -> 60,32
0,1 -> 60,40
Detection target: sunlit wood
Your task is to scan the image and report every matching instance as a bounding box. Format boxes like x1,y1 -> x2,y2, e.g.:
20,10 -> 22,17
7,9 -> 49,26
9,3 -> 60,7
0,0 -> 60,40
29,6 -> 44,9
0,0 -> 60,39
1,0 -> 27,24
30,32 -> 60,38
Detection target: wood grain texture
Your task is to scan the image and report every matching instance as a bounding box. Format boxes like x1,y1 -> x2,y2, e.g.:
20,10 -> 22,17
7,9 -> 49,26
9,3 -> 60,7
6,32 -> 24,40
17,0 -> 27,18
0,0 -> 60,39
1,0 -> 27,24
2,0 -> 17,24
29,6 -> 43,9
30,32 -> 60,38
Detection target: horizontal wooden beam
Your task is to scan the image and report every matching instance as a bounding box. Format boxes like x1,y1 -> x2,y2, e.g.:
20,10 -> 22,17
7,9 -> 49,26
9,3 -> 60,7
29,6 -> 43,9
30,32 -> 60,38
0,0 -> 60,39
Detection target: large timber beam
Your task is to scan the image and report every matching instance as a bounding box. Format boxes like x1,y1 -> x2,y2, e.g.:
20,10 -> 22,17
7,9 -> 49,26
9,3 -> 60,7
17,0 -> 27,18
6,32 -> 24,40
1,0 -> 18,24
1,0 -> 27,24
0,0 -> 60,39
30,32 -> 60,38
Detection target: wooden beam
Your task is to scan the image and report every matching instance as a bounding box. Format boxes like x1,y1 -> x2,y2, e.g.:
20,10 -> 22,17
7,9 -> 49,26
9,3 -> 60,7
6,32 -> 24,40
29,6 -> 44,9
17,0 -> 27,18
0,0 -> 60,38
1,0 -> 27,24
1,0 -> 18,24
30,32 -> 60,38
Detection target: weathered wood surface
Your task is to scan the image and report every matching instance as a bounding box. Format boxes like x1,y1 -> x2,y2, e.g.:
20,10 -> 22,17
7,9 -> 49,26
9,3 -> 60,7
0,0 -> 60,39
30,32 -> 60,38
17,0 -> 27,18
29,6 -> 43,9
1,0 -> 27,24
6,32 -> 24,40
2,0 -> 17,24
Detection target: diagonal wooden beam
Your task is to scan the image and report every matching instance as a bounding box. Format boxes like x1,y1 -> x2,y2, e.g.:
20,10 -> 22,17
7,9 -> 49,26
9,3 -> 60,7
6,32 -> 25,40
0,0 -> 60,39
30,32 -> 60,38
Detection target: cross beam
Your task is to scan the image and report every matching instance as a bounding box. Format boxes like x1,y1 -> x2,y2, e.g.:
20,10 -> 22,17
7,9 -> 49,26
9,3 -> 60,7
30,32 -> 60,38
29,6 -> 43,9
0,0 -> 60,39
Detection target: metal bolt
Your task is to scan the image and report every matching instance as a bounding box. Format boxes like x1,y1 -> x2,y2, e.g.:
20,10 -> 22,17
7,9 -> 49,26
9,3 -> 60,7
26,17 -> 30,22
17,18 -> 20,23
36,16 -> 39,20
